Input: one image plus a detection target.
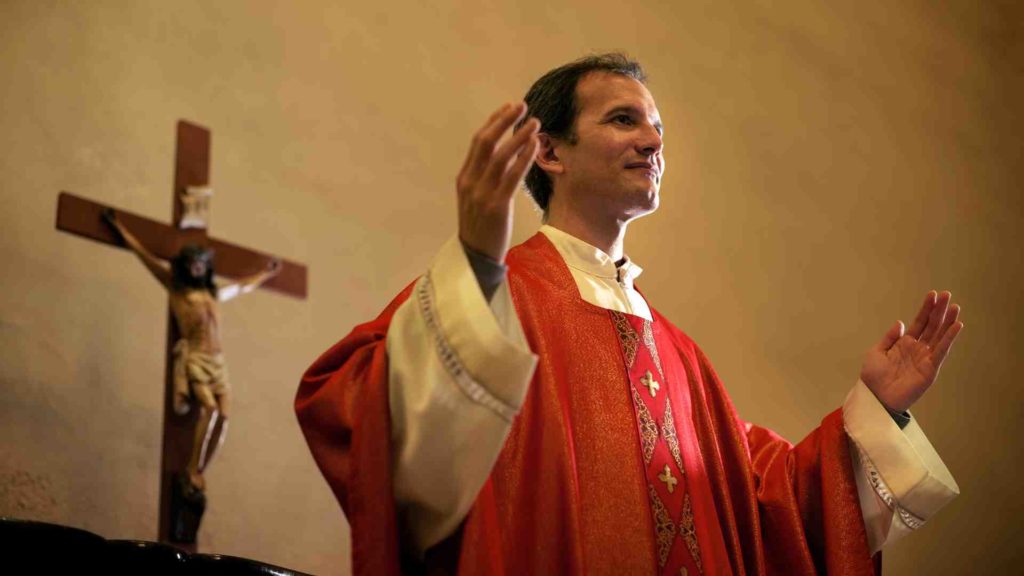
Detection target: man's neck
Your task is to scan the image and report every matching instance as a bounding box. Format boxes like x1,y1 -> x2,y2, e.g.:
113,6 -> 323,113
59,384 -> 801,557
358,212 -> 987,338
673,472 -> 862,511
545,208 -> 627,261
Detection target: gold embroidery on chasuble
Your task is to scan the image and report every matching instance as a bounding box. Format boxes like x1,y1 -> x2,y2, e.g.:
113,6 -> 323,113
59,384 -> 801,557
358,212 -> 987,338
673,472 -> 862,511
679,494 -> 704,574
642,320 -> 664,378
631,385 -> 659,465
658,464 -> 678,494
661,401 -> 685,473
611,311 -> 639,367
640,370 -> 660,397
648,484 -> 677,569
612,310 -> 705,574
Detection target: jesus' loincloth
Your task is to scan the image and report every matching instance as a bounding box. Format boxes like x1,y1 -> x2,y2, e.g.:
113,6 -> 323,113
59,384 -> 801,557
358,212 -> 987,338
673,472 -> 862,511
173,339 -> 231,416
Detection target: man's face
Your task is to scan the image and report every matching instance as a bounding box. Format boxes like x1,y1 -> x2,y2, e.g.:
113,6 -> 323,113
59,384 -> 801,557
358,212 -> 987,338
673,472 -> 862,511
553,72 -> 665,221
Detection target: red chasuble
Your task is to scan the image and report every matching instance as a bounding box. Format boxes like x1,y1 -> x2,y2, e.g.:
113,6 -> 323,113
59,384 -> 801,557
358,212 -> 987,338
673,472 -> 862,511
296,233 -> 879,575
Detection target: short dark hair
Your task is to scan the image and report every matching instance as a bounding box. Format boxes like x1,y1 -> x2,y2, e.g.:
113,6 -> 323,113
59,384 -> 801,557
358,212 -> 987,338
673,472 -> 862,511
172,243 -> 217,296
520,53 -> 647,212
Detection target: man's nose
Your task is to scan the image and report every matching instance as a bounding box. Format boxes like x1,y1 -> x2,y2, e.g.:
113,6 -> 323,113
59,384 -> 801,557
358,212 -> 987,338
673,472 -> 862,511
636,124 -> 663,155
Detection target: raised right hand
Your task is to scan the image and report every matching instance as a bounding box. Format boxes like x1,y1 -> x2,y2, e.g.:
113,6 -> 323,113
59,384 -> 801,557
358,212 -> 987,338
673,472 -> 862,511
457,102 -> 540,263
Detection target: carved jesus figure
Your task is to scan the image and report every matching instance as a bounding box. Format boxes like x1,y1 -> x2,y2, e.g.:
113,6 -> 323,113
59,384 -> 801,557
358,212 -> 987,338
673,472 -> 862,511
103,210 -> 280,495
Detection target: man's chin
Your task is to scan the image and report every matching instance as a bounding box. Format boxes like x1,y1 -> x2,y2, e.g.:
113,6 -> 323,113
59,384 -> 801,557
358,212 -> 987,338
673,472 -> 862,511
624,190 -> 659,220
640,185 -> 660,208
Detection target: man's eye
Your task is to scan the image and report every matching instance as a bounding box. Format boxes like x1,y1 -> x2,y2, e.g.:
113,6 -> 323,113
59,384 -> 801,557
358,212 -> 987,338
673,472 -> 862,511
612,114 -> 634,125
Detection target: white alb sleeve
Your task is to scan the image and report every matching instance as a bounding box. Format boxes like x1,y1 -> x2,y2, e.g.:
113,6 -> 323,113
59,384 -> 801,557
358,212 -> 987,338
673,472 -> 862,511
386,236 -> 538,554
843,380 -> 960,554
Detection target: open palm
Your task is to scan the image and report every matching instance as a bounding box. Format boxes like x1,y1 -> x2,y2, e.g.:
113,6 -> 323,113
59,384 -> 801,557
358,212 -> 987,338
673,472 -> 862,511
861,291 -> 963,413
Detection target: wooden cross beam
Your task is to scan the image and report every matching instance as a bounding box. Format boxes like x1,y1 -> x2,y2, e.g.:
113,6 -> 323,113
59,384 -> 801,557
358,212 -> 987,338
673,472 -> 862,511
55,192 -> 307,299
55,120 -> 308,552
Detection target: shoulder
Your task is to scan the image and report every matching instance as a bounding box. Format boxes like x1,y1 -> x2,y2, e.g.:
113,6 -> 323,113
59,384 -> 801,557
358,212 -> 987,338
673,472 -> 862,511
505,232 -> 576,298
505,233 -> 557,276
650,306 -> 706,362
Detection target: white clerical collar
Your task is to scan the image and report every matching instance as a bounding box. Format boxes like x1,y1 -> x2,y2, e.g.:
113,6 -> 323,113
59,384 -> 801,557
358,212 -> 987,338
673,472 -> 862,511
539,225 -> 644,290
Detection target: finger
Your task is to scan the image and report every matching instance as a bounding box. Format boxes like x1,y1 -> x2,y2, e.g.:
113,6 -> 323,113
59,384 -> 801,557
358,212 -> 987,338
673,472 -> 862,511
459,103 -> 512,185
929,302 -> 960,348
906,290 -> 937,339
919,290 -> 951,343
932,319 -> 963,365
876,320 -> 905,352
463,102 -> 528,184
482,117 -> 540,189
496,133 -> 540,199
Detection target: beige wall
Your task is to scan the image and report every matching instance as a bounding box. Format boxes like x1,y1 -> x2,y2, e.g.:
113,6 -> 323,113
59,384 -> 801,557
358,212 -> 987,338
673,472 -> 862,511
1,1 -> 1020,573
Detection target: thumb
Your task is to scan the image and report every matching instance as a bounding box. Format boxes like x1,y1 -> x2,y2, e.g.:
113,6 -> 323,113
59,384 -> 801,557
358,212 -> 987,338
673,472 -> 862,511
876,320 -> 905,352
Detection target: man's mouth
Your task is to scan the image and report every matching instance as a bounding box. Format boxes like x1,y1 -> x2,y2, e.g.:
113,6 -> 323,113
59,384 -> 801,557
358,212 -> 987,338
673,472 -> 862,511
625,161 -> 659,180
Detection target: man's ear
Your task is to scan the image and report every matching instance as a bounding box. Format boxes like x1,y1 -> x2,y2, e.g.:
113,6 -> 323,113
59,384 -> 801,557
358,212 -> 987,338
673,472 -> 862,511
534,133 -> 565,177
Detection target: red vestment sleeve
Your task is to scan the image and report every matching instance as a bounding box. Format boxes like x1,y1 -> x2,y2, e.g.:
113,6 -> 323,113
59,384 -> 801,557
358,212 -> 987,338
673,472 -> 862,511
746,415 -> 878,575
294,283 -> 415,576
687,341 -> 879,575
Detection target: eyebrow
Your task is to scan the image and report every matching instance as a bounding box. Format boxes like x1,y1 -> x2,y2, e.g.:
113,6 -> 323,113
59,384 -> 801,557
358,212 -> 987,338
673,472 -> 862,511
604,105 -> 663,133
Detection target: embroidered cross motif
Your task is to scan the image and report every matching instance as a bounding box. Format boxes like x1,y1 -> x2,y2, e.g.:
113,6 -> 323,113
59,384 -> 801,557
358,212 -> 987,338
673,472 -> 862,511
658,464 -> 678,493
640,370 -> 660,397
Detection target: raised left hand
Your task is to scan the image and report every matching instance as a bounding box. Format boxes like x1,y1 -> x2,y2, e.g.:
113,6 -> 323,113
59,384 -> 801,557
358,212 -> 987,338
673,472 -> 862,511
860,290 -> 964,413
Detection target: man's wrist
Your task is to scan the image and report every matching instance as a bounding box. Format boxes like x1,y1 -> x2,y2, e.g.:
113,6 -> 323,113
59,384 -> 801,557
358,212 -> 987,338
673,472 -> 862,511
461,241 -> 507,302
886,406 -> 912,430
862,378 -> 913,430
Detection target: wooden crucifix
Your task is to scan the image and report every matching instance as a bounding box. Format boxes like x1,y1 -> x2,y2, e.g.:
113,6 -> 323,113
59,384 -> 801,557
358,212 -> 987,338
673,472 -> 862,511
54,120 -> 308,552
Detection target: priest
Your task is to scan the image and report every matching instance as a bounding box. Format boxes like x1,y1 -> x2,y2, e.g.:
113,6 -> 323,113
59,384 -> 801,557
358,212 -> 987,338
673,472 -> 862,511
296,54 -> 962,575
